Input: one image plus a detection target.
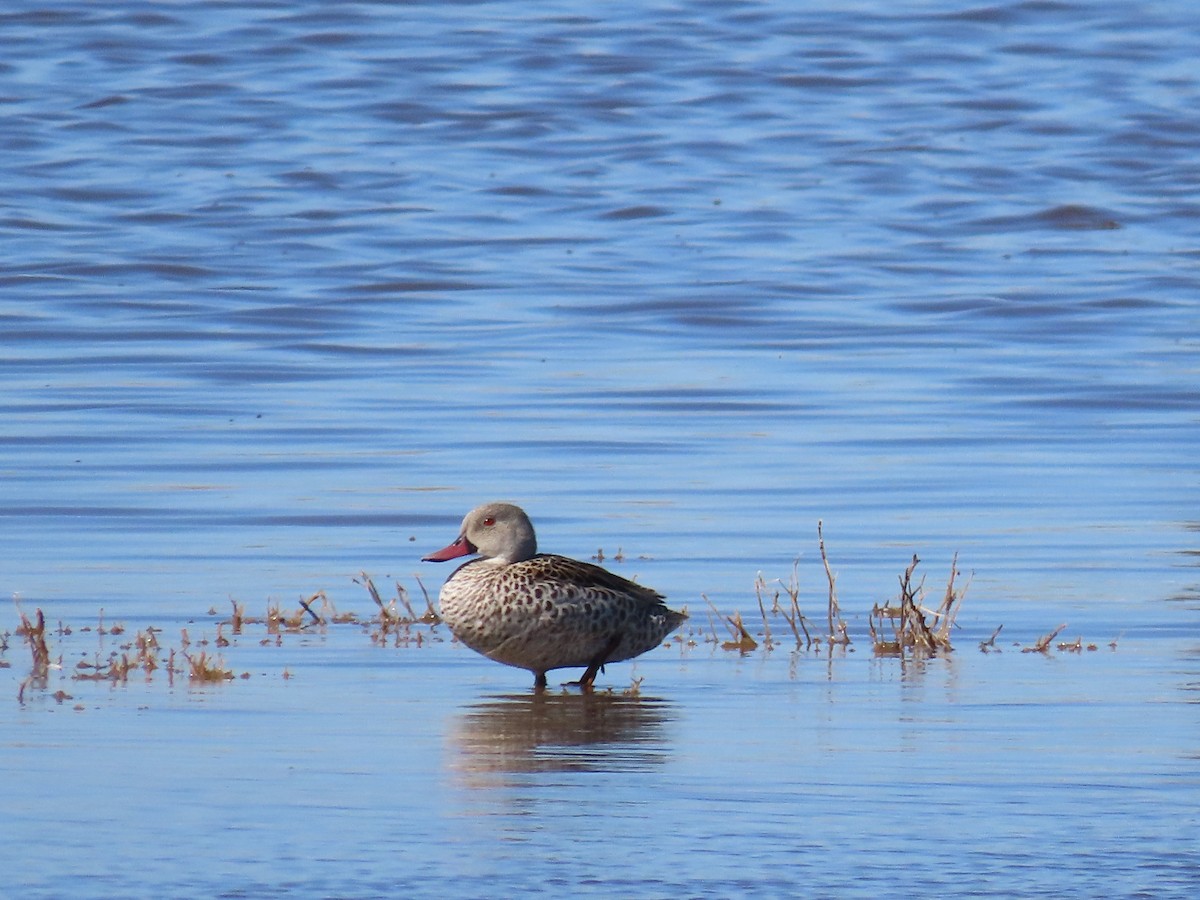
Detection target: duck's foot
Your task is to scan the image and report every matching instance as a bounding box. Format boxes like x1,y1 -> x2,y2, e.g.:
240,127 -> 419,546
565,634 -> 622,690
564,669 -> 600,691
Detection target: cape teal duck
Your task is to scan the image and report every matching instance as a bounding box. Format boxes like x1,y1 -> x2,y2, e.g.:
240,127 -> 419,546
424,502 -> 686,689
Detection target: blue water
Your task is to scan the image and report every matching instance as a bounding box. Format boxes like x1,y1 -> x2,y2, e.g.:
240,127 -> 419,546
2,1 -> 1198,896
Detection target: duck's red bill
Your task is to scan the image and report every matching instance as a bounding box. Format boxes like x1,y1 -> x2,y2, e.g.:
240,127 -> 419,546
422,535 -> 476,562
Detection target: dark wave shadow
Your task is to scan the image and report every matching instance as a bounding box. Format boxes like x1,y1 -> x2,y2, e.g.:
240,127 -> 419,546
450,691 -> 675,778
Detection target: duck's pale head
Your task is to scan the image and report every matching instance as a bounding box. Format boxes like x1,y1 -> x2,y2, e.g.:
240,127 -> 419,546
423,502 -> 538,565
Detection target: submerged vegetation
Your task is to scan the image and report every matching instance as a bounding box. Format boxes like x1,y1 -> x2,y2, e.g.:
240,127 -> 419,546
867,552 -> 965,656
4,577 -> 452,707
4,524 -> 1118,706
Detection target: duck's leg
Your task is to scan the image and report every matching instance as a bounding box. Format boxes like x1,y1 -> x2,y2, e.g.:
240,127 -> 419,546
568,633 -> 622,690
534,671 -> 548,691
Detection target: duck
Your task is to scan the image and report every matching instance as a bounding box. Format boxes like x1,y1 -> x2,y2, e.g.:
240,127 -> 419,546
423,502 -> 686,689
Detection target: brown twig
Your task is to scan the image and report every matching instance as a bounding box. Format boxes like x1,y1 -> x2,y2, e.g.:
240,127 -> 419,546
1023,623 -> 1068,653
412,574 -> 440,622
724,611 -> 758,652
754,582 -> 774,651
979,624 -> 1004,651
702,594 -> 757,652
185,650 -> 234,682
900,554 -> 936,651
1057,635 -> 1083,653
871,554 -> 965,656
394,582 -> 419,623
358,572 -> 399,622
817,521 -> 850,645
16,605 -> 51,675
298,591 -> 326,625
931,552 -> 967,642
765,561 -> 815,650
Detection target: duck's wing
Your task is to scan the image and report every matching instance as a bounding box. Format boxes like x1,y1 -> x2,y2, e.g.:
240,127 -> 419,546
526,554 -> 670,608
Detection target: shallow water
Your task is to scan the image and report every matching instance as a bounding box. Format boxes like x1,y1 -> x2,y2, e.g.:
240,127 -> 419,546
2,0 -> 1198,896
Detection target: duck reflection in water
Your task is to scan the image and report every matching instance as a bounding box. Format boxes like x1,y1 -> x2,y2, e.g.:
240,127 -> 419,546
451,690 -> 675,779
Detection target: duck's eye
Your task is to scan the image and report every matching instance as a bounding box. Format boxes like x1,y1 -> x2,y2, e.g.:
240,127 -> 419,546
482,517 -> 495,527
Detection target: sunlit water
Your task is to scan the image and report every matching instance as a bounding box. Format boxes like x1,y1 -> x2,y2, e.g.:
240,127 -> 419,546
2,1 -> 1197,896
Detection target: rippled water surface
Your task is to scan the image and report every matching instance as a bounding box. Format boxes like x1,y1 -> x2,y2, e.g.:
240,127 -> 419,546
2,1 -> 1198,897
